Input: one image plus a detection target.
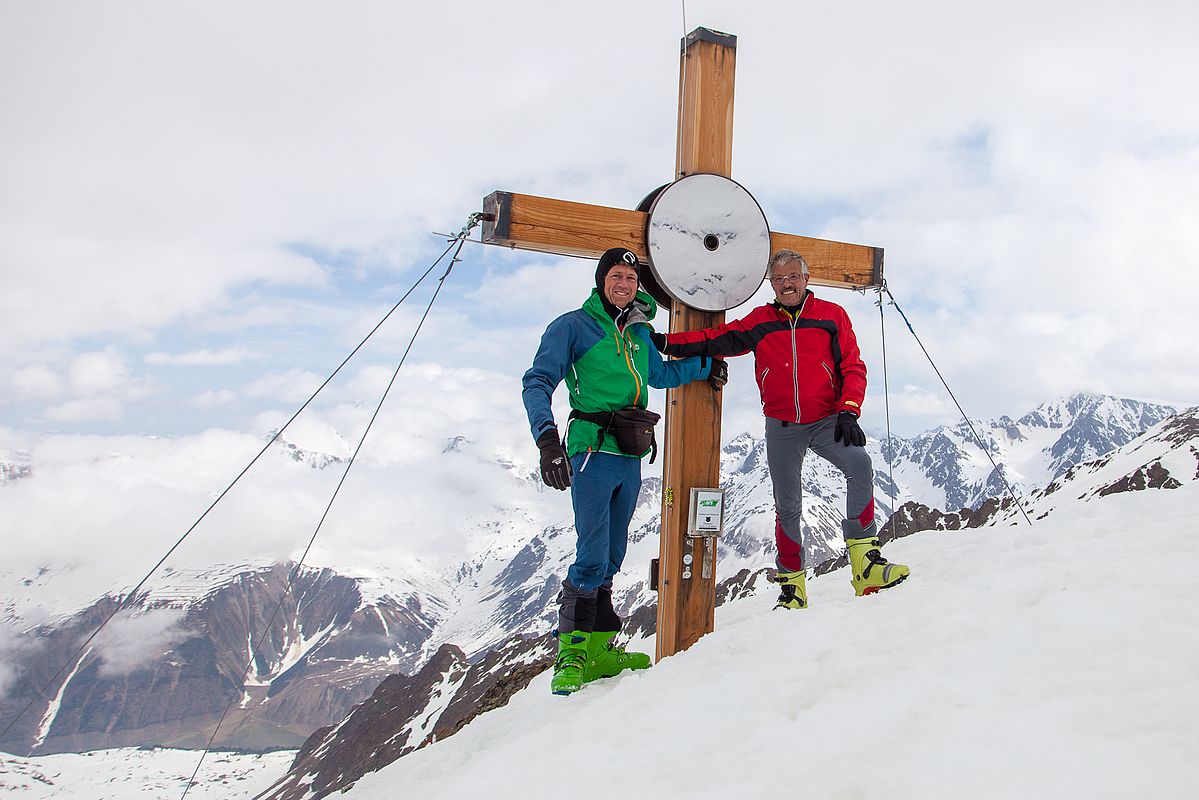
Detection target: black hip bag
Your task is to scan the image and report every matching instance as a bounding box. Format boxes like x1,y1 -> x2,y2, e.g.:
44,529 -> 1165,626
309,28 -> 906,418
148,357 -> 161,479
569,406 -> 661,463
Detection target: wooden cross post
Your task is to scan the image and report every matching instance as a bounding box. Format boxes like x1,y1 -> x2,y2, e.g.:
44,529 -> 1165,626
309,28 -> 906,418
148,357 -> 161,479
481,28 -> 883,660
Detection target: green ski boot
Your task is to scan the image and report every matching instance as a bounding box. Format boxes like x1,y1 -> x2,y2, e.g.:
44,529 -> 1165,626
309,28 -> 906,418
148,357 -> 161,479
582,631 -> 651,683
551,630 -> 590,696
847,537 -> 910,596
770,569 -> 808,609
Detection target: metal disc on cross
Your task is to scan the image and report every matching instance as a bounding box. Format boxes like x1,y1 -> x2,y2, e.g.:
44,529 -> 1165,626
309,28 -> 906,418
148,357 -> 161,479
645,173 -> 771,312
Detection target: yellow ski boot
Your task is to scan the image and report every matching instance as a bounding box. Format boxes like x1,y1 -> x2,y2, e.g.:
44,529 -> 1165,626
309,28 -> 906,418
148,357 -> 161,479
771,569 -> 808,610
847,537 -> 910,596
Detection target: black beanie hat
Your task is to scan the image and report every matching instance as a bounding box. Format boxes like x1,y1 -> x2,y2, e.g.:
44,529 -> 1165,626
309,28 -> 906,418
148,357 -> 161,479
595,247 -> 640,293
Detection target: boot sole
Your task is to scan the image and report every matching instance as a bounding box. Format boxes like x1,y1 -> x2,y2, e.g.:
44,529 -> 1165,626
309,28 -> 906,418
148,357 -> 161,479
581,662 -> 651,685
857,572 -> 909,597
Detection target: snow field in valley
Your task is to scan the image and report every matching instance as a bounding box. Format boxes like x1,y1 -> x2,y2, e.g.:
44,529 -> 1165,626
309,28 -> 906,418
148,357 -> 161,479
0,747 -> 294,799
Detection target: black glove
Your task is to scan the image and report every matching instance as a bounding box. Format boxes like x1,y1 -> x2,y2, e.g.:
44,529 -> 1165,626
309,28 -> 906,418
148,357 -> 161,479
707,358 -> 728,391
536,429 -> 572,490
649,331 -> 667,351
833,411 -> 866,447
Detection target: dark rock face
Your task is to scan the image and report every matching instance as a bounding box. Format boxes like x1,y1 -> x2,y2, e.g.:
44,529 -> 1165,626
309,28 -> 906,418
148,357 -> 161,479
1154,407 -> 1199,446
1097,461 -> 1182,496
258,564 -> 784,800
256,635 -> 554,800
262,645 -> 475,800
877,498 -> 1009,542
715,567 -> 773,606
802,499 -> 1007,576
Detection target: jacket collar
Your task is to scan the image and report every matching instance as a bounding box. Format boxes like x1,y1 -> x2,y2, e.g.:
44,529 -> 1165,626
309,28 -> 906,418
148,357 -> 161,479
772,289 -> 812,319
584,289 -> 657,330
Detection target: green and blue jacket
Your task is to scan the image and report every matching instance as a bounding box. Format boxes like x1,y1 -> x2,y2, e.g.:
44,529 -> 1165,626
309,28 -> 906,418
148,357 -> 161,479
523,289 -> 712,458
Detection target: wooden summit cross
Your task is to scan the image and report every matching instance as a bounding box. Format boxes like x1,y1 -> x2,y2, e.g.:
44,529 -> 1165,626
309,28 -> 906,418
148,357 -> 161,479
480,28 -> 883,660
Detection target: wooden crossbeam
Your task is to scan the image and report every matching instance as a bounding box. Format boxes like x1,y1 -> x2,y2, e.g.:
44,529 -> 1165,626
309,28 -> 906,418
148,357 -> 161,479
482,192 -> 647,261
482,192 -> 882,290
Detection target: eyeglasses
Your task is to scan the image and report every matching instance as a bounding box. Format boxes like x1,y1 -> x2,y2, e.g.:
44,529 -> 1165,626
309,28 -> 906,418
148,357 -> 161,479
769,273 -> 807,285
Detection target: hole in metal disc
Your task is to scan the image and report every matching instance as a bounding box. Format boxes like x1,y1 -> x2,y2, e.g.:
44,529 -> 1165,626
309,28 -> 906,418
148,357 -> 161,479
703,234 -> 720,251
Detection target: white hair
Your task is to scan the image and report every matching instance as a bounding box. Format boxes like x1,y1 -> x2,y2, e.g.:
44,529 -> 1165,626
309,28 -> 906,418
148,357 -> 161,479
768,250 -> 809,276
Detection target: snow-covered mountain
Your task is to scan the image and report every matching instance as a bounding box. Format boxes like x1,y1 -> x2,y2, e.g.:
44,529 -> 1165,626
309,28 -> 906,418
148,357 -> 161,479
0,393 -> 1178,761
0,454 -> 32,484
257,401 -> 1199,799
4,398 -> 1194,796
878,392 -> 1176,511
0,564 -> 446,756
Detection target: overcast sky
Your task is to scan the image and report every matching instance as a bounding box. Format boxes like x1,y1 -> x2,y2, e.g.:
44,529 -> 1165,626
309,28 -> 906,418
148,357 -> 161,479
4,0 -> 1198,448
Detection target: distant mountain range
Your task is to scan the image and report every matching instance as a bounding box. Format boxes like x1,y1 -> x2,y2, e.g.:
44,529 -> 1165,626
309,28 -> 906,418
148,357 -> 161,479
0,393 -> 1181,763
260,397 -> 1199,800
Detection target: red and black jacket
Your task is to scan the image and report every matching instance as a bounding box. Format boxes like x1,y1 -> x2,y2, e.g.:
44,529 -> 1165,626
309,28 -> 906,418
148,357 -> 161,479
660,291 -> 867,424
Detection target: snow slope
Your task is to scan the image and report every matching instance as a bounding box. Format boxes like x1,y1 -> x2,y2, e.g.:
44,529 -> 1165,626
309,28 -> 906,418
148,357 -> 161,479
347,484 -> 1199,800
0,747 -> 293,799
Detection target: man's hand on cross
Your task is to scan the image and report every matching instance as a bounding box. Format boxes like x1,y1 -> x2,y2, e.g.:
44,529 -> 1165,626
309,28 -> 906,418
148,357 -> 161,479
707,358 -> 728,391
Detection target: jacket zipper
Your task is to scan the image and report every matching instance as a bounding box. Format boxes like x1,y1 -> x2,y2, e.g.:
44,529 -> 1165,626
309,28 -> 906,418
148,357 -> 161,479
786,294 -> 812,422
789,316 -> 801,422
615,330 -> 643,407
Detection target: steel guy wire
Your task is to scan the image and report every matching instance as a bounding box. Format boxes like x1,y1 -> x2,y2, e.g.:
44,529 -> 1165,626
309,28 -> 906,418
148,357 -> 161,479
0,233 -> 462,745
181,223 -> 476,798
875,283 -> 900,527
879,283 -> 1034,526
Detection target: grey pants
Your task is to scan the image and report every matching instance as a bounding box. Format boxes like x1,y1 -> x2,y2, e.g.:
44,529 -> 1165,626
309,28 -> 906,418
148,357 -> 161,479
765,414 -> 877,572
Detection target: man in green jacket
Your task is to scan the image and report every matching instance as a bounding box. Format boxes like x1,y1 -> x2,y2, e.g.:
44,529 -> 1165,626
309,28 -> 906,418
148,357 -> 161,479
522,247 -> 724,695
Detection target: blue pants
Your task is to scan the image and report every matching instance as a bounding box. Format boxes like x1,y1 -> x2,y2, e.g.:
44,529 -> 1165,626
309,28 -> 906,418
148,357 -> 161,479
565,451 -> 642,593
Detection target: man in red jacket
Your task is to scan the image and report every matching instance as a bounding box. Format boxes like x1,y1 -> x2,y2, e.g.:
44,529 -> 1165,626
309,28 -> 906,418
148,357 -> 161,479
655,250 -> 910,609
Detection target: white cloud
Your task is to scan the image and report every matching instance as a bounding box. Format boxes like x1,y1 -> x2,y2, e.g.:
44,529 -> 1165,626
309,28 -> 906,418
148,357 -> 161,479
68,350 -> 128,396
145,347 -> 259,366
189,389 -> 237,409
17,349 -> 161,424
884,385 -> 961,426
0,624 -> 31,698
92,609 -> 190,677
0,366 -> 561,615
43,397 -> 123,423
467,258 -> 594,317
243,369 -> 324,404
0,233 -> 327,362
1,0 -> 1197,439
11,365 -> 62,400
